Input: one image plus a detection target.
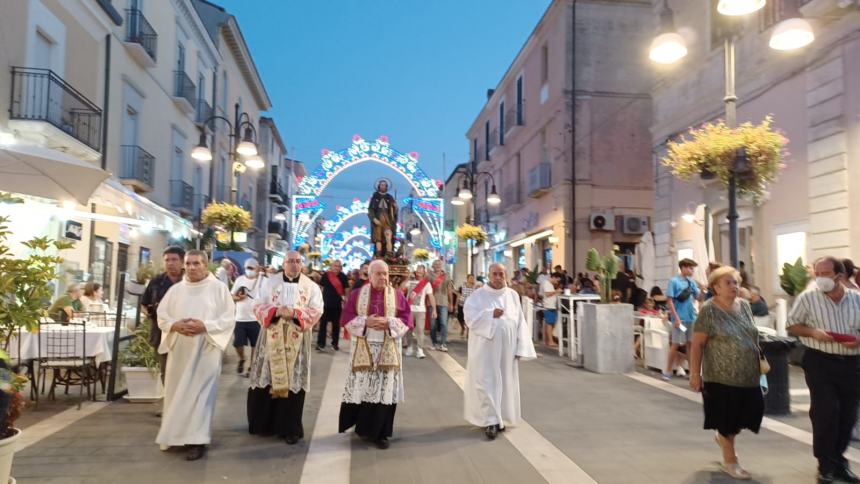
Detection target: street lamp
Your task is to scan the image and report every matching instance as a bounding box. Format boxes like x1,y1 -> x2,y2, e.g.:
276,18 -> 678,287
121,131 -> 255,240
191,103 -> 263,205
650,0 -> 813,267
410,223 -> 421,236
457,180 -> 473,200
451,196 -> 465,206
449,165 -> 502,276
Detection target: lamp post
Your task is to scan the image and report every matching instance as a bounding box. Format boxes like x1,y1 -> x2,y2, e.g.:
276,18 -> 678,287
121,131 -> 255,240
450,166 -> 501,276
191,102 -> 263,206
650,0 -> 814,267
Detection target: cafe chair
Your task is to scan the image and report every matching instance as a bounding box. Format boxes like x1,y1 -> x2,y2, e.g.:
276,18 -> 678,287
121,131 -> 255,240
36,320 -> 98,409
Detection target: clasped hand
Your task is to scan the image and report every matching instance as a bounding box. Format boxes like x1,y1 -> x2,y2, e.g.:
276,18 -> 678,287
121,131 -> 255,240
492,308 -> 505,319
173,318 -> 205,336
277,306 -> 294,320
366,315 -> 389,331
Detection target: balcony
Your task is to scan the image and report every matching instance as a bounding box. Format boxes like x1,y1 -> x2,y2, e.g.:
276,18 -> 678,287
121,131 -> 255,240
487,129 -> 498,155
193,193 -> 211,218
172,71 -> 197,115
123,8 -> 157,67
119,145 -> 155,193
170,179 -> 194,215
504,102 -> 525,134
527,163 -> 552,198
9,67 -> 102,162
269,174 -> 288,202
503,184 -> 521,209
196,99 -> 213,125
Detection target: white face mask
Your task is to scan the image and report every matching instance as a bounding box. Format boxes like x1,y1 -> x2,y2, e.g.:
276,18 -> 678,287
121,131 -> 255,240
816,276 -> 836,293
245,269 -> 257,278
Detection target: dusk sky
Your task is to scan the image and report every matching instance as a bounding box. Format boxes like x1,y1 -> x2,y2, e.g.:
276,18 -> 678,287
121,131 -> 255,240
216,0 -> 551,224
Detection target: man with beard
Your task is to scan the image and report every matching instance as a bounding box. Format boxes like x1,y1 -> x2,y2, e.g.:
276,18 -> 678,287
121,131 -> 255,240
368,179 -> 397,257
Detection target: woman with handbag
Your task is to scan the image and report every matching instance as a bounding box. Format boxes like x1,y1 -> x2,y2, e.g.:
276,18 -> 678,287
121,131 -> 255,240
689,265 -> 764,481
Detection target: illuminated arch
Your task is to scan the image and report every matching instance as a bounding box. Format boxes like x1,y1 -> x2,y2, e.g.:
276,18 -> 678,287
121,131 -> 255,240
292,135 -> 444,250
298,135 -> 440,198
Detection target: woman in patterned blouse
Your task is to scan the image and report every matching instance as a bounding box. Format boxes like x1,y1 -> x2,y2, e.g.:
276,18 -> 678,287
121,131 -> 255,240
689,266 -> 764,481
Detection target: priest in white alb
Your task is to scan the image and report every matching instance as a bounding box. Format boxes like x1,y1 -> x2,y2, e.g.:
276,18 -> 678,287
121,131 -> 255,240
155,250 -> 236,460
339,259 -> 413,449
464,263 -> 536,440
247,251 -> 323,445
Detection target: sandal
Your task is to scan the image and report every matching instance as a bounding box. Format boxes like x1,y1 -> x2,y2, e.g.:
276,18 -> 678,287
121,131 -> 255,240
719,462 -> 751,480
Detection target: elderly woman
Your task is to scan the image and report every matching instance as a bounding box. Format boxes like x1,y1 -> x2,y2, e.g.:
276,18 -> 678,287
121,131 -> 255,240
689,266 -> 763,480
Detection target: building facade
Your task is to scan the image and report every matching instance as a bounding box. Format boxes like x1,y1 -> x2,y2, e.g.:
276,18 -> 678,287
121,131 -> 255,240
650,0 -> 860,300
461,0 -> 653,279
0,0 -> 279,305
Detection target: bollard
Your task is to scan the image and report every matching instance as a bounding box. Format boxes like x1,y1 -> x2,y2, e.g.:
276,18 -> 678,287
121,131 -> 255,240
761,335 -> 794,416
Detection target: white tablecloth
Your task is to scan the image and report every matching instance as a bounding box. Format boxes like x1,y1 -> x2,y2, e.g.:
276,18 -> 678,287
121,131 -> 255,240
8,324 -> 125,365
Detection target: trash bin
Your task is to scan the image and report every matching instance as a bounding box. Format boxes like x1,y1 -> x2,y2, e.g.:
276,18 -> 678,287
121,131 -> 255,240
760,335 -> 795,416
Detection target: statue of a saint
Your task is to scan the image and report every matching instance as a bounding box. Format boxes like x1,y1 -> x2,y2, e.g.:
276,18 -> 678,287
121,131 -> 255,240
368,179 -> 397,258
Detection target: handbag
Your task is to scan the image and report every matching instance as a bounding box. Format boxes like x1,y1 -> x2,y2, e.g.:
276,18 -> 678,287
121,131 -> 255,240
351,336 -> 373,371
759,348 -> 771,375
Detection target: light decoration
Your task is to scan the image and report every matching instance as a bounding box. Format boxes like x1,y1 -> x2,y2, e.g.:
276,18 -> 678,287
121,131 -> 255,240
291,136 -> 444,250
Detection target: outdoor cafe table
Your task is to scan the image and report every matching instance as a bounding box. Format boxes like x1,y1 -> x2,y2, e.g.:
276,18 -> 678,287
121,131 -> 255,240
8,322 -> 127,366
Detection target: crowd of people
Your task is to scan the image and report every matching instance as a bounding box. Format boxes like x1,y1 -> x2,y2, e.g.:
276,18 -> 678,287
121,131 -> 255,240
128,243 -> 860,483
138,247 -> 536,460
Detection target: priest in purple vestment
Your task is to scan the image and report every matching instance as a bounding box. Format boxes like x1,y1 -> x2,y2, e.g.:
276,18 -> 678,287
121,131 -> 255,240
339,259 -> 413,449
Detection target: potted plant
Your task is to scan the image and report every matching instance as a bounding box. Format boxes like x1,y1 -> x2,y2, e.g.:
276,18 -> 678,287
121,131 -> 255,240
661,115 -> 787,204
779,257 -> 809,304
412,248 -> 430,262
0,349 -> 26,484
580,248 -> 634,374
455,223 -> 488,244
127,261 -> 155,296
120,317 -> 162,401
201,202 -> 252,249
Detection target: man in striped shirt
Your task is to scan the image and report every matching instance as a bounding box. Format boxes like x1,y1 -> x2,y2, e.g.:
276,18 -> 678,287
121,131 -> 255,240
788,256 -> 860,484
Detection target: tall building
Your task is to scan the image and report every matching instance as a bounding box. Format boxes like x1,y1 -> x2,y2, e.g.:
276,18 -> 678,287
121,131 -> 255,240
649,0 -> 860,299
460,0 -> 654,278
0,0 -> 278,304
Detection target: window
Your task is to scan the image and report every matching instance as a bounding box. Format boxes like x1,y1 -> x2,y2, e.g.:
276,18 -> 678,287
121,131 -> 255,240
220,70 -> 228,114
539,128 -> 549,164
516,75 -> 524,124
540,43 -> 548,83
472,138 -> 478,162
515,152 -> 522,203
759,0 -> 796,31
484,120 -> 490,161
176,41 -> 185,72
499,101 -> 505,146
776,231 -> 806,269
217,153 -> 227,201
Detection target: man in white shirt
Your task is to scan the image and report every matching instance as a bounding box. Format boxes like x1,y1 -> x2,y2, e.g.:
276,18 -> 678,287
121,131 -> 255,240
231,258 -> 265,375
405,264 -> 436,359
540,274 -> 560,347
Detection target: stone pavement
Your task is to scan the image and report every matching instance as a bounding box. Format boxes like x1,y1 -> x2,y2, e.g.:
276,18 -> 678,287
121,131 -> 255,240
9,334 -> 852,483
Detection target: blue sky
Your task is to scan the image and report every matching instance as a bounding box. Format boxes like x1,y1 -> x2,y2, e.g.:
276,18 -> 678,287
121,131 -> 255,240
216,0 -> 551,225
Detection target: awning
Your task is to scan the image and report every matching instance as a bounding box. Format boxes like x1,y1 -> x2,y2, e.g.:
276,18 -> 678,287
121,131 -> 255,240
0,144 -> 110,205
508,229 -> 554,248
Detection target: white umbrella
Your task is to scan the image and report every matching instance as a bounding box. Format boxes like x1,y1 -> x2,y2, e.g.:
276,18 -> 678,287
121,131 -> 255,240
637,230 -> 656,291
0,144 -> 110,205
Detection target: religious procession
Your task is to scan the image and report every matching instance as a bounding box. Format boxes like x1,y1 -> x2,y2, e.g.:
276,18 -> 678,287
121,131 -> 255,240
146,180 -> 535,460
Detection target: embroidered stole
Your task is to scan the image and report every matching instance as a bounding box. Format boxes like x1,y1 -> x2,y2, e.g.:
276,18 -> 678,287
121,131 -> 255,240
268,281 -> 307,398
352,284 -> 400,371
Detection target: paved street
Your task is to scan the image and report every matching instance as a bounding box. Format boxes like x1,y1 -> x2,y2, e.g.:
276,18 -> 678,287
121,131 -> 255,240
9,333 -> 850,484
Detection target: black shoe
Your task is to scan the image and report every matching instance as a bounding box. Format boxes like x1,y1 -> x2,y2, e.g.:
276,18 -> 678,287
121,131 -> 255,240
155,411 -> 162,418
285,435 -> 300,445
835,466 -> 860,483
185,445 -> 206,461
376,437 -> 390,449
332,345 -> 339,352
818,472 -> 835,484
485,425 -> 498,440
497,424 -> 505,433
237,360 -> 245,374
315,346 -> 324,352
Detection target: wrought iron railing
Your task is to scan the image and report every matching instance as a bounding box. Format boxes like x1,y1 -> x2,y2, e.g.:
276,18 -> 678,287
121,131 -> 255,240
173,71 -> 197,108
125,8 -> 157,61
170,180 -> 194,212
196,99 -> 212,124
504,101 -> 525,132
9,67 -> 102,151
119,145 -> 155,189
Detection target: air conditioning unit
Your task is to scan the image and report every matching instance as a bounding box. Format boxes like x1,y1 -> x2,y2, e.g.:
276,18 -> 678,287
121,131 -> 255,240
589,212 -> 615,231
622,216 -> 649,235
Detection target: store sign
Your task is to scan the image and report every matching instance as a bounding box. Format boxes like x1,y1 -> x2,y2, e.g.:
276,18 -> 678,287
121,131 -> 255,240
64,220 -> 83,241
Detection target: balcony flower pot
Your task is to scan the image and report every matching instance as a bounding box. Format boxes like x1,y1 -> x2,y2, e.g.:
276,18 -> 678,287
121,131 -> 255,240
661,115 -> 787,204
